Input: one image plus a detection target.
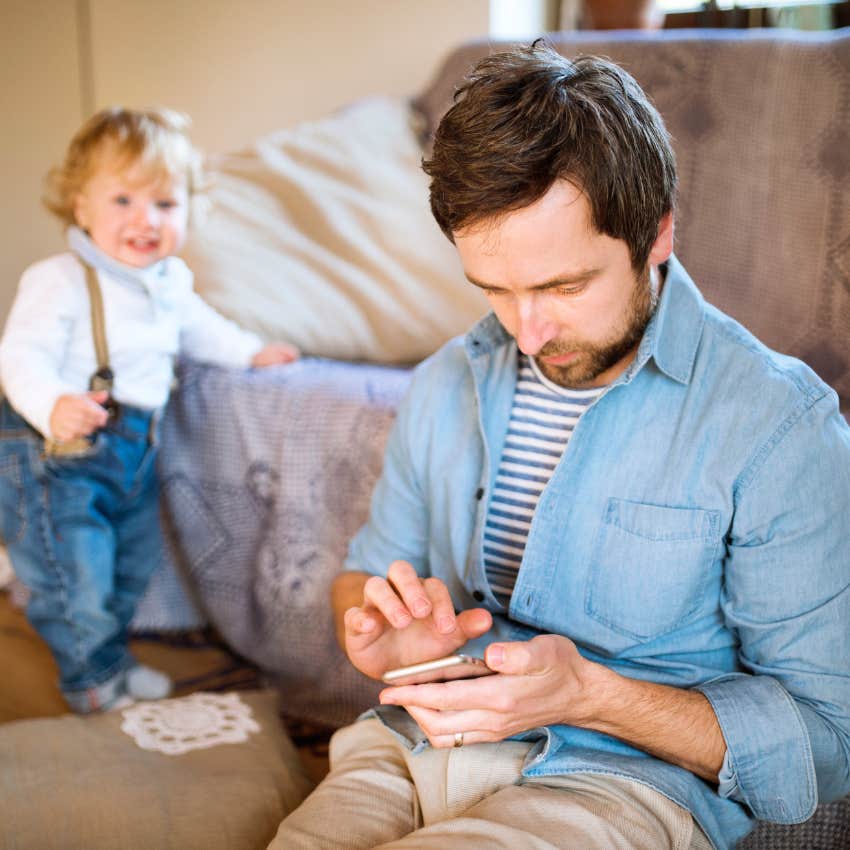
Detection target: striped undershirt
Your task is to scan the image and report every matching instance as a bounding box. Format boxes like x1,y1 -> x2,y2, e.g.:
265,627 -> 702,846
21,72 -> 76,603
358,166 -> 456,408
483,354 -> 605,609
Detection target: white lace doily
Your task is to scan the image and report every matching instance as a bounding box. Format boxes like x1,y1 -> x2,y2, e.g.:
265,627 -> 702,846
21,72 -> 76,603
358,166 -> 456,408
120,691 -> 260,755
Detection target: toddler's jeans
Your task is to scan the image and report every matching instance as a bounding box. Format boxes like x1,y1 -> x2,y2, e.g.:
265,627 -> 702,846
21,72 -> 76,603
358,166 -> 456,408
0,398 -> 163,711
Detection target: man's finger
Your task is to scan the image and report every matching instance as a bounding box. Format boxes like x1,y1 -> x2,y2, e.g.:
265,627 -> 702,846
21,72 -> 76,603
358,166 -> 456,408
402,705 -> 504,748
343,606 -> 389,654
422,577 -> 456,634
343,605 -> 376,636
362,575 -> 413,629
380,676 -> 497,711
455,607 -> 494,642
387,560 -> 432,619
486,635 -> 561,676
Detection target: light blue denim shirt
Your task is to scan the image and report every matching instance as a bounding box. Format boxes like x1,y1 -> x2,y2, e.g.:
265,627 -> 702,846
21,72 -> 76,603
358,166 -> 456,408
345,256 -> 850,850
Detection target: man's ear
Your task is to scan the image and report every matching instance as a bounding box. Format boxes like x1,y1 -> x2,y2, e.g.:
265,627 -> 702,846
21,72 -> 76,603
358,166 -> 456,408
648,212 -> 674,265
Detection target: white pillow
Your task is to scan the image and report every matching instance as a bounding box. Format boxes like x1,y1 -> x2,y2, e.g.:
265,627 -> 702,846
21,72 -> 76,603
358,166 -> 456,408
182,97 -> 487,363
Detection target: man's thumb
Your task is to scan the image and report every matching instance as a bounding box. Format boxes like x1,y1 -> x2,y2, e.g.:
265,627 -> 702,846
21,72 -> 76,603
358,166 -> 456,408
485,642 -> 529,674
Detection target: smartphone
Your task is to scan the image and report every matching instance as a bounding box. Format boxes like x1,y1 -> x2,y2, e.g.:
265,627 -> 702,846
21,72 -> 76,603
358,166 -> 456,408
381,653 -> 495,685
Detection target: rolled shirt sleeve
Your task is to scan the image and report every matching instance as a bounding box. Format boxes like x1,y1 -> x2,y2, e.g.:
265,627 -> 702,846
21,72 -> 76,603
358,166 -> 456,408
345,357 -> 431,578
699,389 -> 850,822
698,675 -> 817,821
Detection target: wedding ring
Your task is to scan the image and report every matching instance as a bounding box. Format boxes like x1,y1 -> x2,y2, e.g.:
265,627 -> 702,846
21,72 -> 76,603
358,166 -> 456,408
453,731 -> 464,748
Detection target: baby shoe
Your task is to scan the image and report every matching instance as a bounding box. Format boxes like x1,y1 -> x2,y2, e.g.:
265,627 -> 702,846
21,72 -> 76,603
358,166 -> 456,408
125,664 -> 173,701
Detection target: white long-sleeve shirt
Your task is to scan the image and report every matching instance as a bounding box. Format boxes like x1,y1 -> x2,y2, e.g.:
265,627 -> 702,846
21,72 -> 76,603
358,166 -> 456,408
0,252 -> 263,438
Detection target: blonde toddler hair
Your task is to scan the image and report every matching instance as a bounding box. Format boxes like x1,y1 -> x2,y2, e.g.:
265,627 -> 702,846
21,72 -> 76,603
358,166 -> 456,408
44,106 -> 207,226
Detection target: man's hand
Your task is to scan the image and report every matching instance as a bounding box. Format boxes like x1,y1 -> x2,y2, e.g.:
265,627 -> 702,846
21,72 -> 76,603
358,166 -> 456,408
251,343 -> 300,367
379,632 -> 726,782
49,390 -> 110,442
379,633 -> 596,746
335,561 -> 492,682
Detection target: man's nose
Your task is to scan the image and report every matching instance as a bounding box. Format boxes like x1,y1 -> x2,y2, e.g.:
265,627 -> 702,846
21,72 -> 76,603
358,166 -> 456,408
514,297 -> 555,355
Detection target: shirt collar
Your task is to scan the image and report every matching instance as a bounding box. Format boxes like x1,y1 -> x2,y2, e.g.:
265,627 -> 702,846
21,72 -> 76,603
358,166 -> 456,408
633,254 -> 706,386
66,226 -> 171,295
465,253 -> 706,387
464,311 -> 510,359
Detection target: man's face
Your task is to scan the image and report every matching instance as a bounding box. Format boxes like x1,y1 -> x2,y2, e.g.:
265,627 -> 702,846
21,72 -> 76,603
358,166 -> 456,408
453,180 -> 673,389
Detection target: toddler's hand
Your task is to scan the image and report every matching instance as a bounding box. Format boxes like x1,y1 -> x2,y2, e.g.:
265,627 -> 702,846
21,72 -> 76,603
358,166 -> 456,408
251,343 -> 300,367
49,391 -> 110,442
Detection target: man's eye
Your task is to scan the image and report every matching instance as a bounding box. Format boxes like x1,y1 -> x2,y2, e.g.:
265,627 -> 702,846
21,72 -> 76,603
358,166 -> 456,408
156,200 -> 177,210
113,195 -> 131,206
555,285 -> 585,296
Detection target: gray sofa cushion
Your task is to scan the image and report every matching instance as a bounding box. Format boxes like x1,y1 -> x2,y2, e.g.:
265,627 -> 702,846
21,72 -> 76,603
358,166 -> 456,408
738,797 -> 850,850
0,689 -> 312,850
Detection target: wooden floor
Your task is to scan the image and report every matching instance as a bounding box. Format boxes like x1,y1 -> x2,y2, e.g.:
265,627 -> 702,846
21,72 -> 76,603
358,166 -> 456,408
0,589 -> 330,781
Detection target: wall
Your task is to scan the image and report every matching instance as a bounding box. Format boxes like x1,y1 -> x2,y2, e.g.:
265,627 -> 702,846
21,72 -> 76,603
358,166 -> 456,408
0,0 -> 84,321
0,0 -> 490,322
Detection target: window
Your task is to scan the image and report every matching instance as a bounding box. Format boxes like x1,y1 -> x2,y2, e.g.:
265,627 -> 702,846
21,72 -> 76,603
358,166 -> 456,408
658,1 -> 843,30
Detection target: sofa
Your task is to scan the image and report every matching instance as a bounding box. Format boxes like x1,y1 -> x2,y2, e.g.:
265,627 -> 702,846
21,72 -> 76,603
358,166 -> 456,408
2,27 -> 849,850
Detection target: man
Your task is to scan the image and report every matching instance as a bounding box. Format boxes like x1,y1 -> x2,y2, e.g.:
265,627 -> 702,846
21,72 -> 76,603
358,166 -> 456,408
272,44 -> 850,850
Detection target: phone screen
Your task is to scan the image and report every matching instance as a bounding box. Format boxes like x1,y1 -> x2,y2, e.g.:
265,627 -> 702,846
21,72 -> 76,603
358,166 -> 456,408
381,654 -> 495,685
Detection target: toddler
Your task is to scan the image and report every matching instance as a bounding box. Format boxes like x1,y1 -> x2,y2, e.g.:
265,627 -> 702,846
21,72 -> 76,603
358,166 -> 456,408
0,107 -> 298,712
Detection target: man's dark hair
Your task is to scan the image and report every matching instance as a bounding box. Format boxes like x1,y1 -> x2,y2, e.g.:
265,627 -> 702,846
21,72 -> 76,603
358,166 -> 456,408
423,43 -> 677,270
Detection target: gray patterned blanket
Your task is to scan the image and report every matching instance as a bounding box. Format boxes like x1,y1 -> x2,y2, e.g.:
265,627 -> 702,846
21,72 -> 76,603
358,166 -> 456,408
136,356 -> 410,726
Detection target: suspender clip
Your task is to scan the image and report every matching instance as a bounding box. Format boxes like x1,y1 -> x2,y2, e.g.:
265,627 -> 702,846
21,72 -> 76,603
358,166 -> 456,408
88,367 -> 119,420
89,366 -> 114,393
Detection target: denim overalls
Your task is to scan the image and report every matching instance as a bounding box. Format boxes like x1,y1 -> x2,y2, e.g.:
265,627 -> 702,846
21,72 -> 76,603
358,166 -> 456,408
0,263 -> 165,711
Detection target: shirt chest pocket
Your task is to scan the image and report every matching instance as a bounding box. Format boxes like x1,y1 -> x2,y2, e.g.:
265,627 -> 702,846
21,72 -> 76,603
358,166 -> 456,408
584,498 -> 721,642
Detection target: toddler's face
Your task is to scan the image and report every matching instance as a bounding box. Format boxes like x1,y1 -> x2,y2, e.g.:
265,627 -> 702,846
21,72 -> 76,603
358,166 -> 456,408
73,158 -> 189,268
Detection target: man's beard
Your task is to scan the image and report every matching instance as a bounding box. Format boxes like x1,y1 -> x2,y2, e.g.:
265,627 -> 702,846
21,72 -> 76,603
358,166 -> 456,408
535,266 -> 658,389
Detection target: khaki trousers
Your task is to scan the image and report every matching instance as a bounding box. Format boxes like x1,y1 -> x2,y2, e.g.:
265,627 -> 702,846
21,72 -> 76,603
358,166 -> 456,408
269,718 -> 714,850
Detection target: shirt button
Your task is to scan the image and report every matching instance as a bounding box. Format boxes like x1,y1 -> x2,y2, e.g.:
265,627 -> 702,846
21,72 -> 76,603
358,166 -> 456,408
472,590 -> 485,602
